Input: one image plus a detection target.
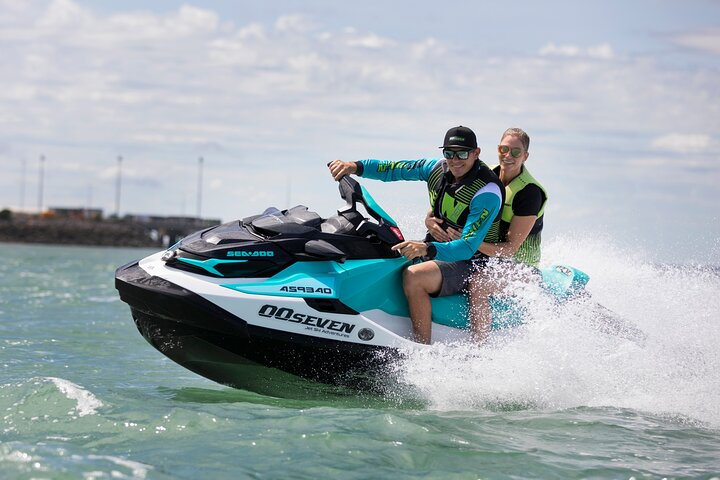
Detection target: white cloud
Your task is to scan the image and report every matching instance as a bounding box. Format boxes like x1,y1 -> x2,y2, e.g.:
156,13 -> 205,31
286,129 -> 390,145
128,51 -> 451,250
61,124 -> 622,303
651,133 -> 712,153
673,28 -> 720,55
2,3 -> 711,156
237,22 -> 265,40
539,42 -> 580,57
0,0 -> 26,10
539,42 -> 614,59
587,43 -> 614,59
37,0 -> 90,28
345,32 -> 392,49
105,5 -> 219,39
274,14 -> 313,33
410,37 -> 445,60
174,5 -> 219,32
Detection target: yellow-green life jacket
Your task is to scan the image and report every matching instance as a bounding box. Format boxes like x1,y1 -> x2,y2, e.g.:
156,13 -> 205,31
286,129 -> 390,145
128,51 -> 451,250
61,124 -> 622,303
493,165 -> 547,266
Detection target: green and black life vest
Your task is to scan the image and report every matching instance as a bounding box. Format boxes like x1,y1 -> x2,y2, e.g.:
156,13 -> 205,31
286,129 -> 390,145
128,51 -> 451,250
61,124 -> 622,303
492,164 -> 547,266
427,160 -> 503,244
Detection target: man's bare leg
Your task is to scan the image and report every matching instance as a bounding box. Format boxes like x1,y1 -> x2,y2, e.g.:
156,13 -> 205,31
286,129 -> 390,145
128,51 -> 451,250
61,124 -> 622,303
402,261 -> 442,344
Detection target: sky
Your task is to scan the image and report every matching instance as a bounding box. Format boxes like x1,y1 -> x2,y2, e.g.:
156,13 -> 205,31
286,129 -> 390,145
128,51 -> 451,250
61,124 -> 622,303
1,0 -> 719,264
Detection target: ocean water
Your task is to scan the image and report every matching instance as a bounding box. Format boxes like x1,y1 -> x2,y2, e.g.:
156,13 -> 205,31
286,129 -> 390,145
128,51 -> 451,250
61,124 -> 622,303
1,240 -> 719,479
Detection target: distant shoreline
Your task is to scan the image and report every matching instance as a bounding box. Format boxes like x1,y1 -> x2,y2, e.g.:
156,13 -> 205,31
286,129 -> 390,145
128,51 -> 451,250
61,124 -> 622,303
0,217 -> 218,248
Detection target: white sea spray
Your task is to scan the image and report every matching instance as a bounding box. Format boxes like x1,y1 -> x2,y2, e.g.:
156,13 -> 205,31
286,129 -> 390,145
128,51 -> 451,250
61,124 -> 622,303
393,233 -> 720,427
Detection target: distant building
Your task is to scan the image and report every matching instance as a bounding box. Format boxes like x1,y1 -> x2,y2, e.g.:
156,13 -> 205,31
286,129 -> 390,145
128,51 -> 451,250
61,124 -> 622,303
123,214 -> 221,228
121,214 -> 222,246
49,207 -> 104,221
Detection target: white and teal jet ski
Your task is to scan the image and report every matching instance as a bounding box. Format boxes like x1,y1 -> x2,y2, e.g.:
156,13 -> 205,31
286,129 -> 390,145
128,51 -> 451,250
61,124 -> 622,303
115,176 -> 598,392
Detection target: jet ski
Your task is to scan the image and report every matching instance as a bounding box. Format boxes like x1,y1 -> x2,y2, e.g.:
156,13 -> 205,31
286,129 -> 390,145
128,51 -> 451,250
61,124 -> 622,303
115,176 -> 595,393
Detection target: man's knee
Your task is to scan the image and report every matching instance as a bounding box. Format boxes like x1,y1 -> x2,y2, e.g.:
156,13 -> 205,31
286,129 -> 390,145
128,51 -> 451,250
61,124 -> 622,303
402,263 -> 440,295
402,265 -> 420,292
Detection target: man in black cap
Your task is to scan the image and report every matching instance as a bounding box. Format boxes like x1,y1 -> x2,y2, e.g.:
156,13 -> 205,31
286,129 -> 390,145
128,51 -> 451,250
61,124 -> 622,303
329,126 -> 504,344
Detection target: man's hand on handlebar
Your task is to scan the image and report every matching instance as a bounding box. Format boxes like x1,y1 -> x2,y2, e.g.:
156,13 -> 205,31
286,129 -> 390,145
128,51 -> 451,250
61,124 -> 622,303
328,160 -> 357,181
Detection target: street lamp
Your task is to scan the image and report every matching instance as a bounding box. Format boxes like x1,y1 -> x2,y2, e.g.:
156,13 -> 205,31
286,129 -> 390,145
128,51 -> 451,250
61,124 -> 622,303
37,155 -> 45,214
115,155 -> 122,218
20,158 -> 26,211
197,156 -> 204,220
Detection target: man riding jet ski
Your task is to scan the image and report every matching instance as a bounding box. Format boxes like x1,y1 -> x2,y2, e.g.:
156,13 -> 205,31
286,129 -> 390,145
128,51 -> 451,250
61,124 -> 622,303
115,174 -> 604,393
328,125 -> 506,345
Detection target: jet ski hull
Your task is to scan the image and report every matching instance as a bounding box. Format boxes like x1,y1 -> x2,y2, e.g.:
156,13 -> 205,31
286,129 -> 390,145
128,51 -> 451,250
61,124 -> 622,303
116,260 -> 403,392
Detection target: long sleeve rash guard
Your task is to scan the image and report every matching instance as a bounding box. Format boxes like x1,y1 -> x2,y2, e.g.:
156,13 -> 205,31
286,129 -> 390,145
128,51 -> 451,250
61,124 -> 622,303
355,158 -> 502,262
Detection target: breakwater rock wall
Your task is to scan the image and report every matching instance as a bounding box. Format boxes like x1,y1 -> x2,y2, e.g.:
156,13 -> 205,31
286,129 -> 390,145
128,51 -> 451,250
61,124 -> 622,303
0,218 -> 216,247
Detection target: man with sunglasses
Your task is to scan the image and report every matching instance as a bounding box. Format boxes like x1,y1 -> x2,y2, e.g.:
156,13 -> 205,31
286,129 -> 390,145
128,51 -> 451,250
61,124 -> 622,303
427,127 -> 547,342
328,125 -> 504,344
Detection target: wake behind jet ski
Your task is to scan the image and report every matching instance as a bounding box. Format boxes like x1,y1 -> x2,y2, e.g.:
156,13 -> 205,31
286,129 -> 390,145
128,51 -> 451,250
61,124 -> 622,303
115,176 -> 623,394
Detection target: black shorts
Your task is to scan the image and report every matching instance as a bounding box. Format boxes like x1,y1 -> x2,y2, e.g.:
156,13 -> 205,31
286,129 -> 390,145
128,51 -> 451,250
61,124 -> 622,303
434,256 -> 541,297
434,257 -> 489,297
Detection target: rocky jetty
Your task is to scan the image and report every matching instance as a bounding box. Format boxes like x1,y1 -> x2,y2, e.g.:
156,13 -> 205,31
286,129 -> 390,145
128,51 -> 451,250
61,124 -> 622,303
0,218 -> 162,247
0,216 -> 220,248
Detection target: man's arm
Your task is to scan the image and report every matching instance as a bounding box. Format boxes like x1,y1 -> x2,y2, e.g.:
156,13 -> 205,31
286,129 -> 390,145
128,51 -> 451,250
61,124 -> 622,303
353,159 -> 437,182
329,158 -> 437,182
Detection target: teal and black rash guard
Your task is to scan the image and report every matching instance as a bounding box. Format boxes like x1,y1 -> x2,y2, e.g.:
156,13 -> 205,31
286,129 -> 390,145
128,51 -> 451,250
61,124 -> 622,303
354,158 -> 503,262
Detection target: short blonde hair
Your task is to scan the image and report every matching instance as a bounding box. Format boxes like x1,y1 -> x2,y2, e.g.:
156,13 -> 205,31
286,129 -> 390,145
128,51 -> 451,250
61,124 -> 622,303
501,128 -> 530,151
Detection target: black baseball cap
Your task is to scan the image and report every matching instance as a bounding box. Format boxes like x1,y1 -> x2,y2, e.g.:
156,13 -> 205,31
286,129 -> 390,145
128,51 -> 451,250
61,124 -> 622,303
439,126 -> 477,150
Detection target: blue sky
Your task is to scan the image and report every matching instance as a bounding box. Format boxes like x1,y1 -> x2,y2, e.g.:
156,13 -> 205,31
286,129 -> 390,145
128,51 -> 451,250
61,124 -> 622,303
1,0 -> 718,264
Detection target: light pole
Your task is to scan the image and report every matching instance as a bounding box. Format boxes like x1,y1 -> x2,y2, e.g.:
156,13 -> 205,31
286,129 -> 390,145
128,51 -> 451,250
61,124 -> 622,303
196,156 -> 204,220
37,155 -> 45,214
86,184 -> 93,219
115,155 -> 122,218
20,158 -> 26,211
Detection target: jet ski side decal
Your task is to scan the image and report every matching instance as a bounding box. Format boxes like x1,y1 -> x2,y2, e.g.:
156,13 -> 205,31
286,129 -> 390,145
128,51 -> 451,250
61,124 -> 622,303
258,304 -> 357,338
177,257 -> 248,276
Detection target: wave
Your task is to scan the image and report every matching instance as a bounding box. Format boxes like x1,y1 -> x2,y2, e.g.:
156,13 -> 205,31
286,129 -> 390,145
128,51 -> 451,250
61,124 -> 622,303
0,377 -> 104,429
46,377 -> 104,417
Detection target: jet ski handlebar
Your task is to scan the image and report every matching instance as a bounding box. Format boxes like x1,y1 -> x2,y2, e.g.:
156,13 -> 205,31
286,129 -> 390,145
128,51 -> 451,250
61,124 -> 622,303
337,175 -> 398,228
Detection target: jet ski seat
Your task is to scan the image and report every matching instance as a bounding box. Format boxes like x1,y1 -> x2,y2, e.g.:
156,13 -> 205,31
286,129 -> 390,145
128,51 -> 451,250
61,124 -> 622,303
246,206 -> 323,237
282,205 -> 324,228
245,204 -> 366,237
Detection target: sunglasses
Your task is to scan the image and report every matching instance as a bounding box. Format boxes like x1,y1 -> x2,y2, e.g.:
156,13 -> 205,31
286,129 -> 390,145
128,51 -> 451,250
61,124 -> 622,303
498,145 -> 524,158
442,149 -> 471,160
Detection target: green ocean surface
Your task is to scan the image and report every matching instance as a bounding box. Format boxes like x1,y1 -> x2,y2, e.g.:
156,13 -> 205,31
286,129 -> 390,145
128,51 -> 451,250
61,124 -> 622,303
1,243 -> 719,479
